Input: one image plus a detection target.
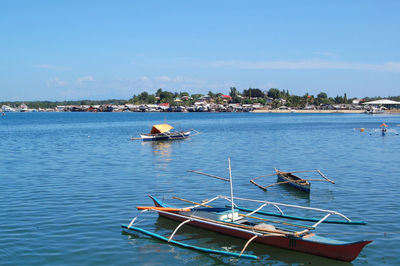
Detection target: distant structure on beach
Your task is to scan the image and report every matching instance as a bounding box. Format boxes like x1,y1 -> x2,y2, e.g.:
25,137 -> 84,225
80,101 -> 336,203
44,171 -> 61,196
363,99 -> 400,114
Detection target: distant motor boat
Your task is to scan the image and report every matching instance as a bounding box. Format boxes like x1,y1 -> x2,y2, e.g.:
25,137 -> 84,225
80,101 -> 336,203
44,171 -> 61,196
365,107 -> 385,114
1,105 -> 16,112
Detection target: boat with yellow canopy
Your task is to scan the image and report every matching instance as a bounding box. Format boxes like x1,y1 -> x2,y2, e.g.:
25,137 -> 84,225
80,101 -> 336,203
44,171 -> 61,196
139,124 -> 193,141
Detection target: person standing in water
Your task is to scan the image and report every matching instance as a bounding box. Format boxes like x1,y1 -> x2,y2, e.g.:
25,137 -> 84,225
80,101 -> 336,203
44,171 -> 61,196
380,123 -> 388,136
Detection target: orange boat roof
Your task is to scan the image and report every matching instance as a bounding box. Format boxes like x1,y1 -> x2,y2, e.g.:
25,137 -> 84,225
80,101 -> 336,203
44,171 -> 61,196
150,124 -> 173,134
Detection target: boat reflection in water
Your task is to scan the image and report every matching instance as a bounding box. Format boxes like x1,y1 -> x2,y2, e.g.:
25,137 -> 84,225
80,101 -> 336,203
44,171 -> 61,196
144,138 -> 190,159
147,141 -> 173,159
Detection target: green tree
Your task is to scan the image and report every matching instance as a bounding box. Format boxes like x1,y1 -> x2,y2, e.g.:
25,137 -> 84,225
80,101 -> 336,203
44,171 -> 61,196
243,88 -> 264,98
208,91 -> 215,99
317,92 -> 328,99
229,87 -> 238,97
179,92 -> 189,97
229,87 -> 241,103
147,95 -> 156,104
287,95 -> 302,107
137,92 -> 149,103
267,88 -> 281,99
159,90 -> 174,103
257,98 -> 266,104
191,94 -> 203,101
156,88 -> 163,97
334,95 -> 343,104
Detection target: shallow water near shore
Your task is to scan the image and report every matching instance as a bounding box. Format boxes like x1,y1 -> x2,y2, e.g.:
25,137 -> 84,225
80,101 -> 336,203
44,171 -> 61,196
1,112 -> 399,265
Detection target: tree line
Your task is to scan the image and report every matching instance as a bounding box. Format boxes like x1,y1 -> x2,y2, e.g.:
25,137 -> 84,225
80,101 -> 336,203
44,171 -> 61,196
131,87 -> 400,108
2,88 -> 399,109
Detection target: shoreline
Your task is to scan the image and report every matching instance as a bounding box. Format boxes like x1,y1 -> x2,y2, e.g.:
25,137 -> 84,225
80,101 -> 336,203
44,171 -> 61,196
2,107 -> 400,114
252,109 -> 365,113
253,109 -> 400,114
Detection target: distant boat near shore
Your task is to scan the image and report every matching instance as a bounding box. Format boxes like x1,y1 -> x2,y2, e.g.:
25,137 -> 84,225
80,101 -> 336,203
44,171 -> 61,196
1,105 -> 16,112
1,104 -> 39,112
364,106 -> 385,114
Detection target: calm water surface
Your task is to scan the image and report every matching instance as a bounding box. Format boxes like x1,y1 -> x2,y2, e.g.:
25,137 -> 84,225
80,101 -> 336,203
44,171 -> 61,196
1,112 -> 399,265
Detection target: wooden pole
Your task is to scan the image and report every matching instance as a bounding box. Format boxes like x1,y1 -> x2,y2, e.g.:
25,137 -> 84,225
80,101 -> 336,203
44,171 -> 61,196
188,170 -> 230,182
250,180 -> 267,191
265,178 -> 336,187
317,170 -> 335,184
172,196 -> 212,208
251,173 -> 278,181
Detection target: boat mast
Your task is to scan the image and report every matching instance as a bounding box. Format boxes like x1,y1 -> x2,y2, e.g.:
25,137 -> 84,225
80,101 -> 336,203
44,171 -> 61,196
228,158 -> 235,221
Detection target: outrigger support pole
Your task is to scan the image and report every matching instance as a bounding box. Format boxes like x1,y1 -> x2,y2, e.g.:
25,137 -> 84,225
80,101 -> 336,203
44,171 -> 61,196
239,235 -> 258,257
246,203 -> 267,217
168,219 -> 191,242
317,170 -> 335,184
312,213 -> 332,228
128,209 -> 149,229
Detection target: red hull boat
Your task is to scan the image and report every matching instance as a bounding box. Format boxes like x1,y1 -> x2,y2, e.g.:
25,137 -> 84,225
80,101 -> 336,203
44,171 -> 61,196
122,195 -> 371,262
149,196 -> 370,262
122,159 -> 371,262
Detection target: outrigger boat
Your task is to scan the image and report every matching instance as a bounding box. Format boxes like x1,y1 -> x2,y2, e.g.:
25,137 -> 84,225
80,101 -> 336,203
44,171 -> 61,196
250,168 -> 335,193
133,124 -> 197,141
122,160 -> 371,261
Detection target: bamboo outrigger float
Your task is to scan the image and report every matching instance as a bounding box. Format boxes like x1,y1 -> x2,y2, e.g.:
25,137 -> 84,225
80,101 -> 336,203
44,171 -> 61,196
122,160 -> 371,261
250,168 -> 335,193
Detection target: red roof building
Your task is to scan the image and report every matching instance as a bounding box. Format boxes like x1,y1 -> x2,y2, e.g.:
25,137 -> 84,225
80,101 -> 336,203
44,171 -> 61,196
221,95 -> 232,99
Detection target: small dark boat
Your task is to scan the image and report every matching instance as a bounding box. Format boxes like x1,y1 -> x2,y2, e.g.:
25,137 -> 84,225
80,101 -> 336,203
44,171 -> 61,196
275,168 -> 311,193
250,169 -> 334,193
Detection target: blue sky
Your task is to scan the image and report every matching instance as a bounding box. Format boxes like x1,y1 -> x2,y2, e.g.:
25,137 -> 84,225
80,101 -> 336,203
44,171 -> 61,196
1,0 -> 399,101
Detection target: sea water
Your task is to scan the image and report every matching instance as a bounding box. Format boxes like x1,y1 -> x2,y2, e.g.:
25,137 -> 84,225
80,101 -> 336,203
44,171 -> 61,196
0,112 -> 399,265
